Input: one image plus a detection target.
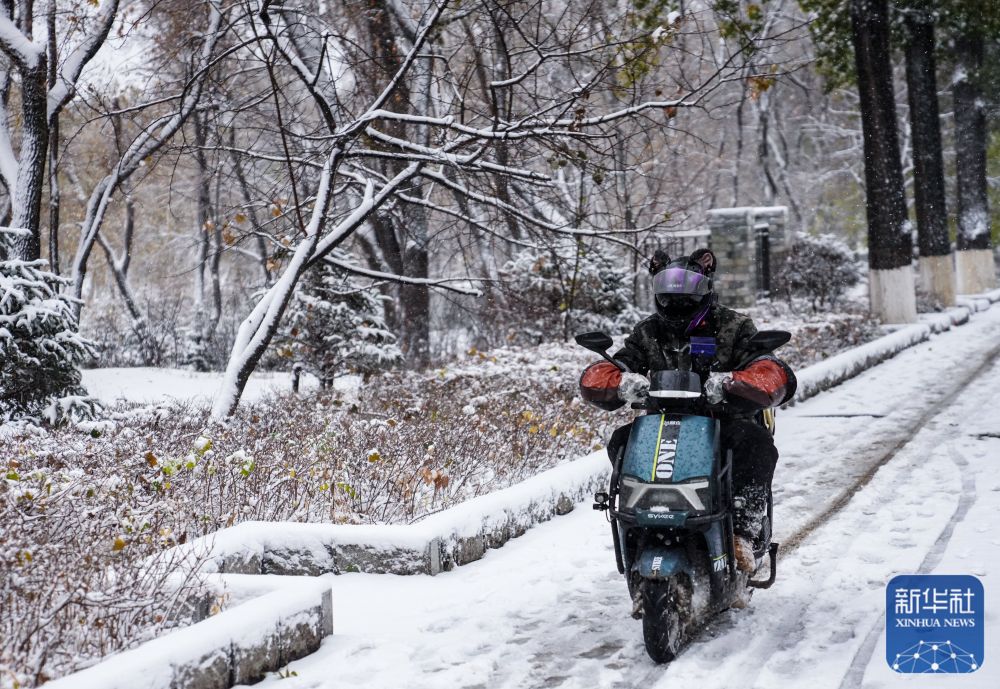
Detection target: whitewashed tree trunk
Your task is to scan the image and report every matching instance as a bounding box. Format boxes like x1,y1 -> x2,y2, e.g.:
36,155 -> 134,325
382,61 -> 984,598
955,250 -> 995,296
870,265 -> 918,324
917,254 -> 955,307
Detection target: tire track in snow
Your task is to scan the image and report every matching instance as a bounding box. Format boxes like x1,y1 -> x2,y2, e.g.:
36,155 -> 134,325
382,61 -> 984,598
779,333 -> 1000,556
835,427 -> 980,688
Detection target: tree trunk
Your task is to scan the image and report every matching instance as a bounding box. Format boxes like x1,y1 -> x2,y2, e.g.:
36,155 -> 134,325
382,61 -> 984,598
850,0 -> 916,322
190,112 -> 214,371
10,59 -> 48,260
96,199 -> 160,364
902,9 -> 954,305
364,0 -> 432,368
953,27 -> 995,294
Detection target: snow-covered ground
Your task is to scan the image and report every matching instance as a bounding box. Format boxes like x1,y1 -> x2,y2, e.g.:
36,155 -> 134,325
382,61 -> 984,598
233,306 -> 1000,689
80,367 -> 325,405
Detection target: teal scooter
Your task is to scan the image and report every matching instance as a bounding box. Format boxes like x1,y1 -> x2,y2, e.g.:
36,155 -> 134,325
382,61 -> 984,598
576,330 -> 789,663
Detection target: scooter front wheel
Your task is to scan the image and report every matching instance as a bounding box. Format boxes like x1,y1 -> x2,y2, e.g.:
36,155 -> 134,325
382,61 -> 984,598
640,577 -> 685,663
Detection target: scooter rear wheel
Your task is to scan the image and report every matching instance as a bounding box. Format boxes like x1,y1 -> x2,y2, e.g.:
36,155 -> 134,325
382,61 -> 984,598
640,577 -> 684,664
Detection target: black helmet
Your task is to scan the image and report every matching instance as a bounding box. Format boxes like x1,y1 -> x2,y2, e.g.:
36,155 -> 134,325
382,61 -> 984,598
650,248 -> 717,331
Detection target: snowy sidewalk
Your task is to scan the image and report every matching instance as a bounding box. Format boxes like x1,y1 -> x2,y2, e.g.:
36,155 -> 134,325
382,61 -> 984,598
235,307 -> 1000,689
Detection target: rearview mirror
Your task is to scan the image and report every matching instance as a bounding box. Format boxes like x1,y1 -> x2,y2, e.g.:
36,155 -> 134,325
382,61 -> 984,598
574,331 -> 614,354
748,330 -> 791,352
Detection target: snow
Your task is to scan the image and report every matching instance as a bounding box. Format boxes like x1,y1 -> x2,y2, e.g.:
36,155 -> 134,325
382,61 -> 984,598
0,15 -> 43,68
707,205 -> 788,218
792,306 -> 969,403
80,367 -> 323,405
230,303 -> 1000,689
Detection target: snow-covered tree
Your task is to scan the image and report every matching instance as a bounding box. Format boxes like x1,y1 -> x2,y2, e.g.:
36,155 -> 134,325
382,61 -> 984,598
279,262 -> 402,386
773,232 -> 862,312
0,228 -> 98,424
497,243 -> 642,344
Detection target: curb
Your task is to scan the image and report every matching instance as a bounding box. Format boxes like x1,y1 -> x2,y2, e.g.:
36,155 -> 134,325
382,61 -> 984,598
44,578 -> 332,689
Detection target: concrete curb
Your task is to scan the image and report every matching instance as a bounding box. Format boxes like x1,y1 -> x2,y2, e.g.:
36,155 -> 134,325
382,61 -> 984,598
44,578 -> 332,689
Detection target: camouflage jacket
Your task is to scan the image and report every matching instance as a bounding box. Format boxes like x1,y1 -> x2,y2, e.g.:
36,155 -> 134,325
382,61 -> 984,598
612,305 -> 761,378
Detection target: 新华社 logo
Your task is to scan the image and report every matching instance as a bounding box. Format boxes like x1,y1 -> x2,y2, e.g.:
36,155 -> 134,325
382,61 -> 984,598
886,574 -> 984,673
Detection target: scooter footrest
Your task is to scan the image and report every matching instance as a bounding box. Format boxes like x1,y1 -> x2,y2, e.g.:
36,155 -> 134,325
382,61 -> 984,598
748,542 -> 779,589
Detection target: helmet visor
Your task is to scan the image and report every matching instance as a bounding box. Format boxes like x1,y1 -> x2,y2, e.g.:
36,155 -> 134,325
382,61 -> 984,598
651,267 -> 711,298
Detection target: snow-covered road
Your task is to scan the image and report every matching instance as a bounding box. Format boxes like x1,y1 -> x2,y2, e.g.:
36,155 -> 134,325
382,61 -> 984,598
239,308 -> 1000,689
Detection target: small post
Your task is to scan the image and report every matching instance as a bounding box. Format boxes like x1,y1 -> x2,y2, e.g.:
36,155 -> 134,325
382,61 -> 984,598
292,362 -> 303,394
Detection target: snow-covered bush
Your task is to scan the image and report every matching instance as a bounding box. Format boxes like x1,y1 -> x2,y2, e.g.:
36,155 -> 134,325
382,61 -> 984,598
0,228 -> 99,424
277,261 -> 402,386
0,440 -> 208,688
772,232 -> 862,311
494,242 -> 642,345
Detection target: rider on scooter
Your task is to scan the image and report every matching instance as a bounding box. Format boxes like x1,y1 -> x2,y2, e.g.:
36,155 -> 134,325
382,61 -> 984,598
579,248 -> 796,573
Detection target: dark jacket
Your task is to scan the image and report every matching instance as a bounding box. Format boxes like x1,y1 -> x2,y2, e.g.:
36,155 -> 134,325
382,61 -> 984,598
612,305 -> 796,410
614,306 -> 759,376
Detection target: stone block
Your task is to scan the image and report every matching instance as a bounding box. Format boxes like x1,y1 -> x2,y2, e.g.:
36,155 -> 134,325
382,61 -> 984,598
231,619 -> 282,685
170,646 -> 230,689
278,596 -> 330,666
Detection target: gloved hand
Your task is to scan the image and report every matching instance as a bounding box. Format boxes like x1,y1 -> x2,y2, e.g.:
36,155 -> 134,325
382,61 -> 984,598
704,372 -> 732,404
618,372 -> 650,403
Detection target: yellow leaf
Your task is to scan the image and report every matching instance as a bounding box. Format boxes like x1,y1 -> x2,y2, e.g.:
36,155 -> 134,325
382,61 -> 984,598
368,452 -> 381,462
234,212 -> 248,224
528,425 -> 539,434
271,207 -> 282,218
521,410 -> 534,422
549,426 -> 559,437
145,451 -> 157,467
222,229 -> 236,246
112,537 -> 126,552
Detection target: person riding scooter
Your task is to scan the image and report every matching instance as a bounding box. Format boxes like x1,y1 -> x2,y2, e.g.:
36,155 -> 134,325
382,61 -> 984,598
579,248 -> 796,573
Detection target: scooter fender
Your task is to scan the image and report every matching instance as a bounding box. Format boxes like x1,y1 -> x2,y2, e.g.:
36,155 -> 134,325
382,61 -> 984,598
632,546 -> 690,581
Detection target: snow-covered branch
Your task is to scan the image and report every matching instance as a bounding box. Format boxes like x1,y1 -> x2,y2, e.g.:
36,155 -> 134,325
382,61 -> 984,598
0,13 -> 42,68
46,0 -> 121,123
322,253 -> 483,296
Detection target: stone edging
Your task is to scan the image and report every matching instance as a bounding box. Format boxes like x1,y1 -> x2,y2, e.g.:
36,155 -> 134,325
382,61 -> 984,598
43,577 -> 332,689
